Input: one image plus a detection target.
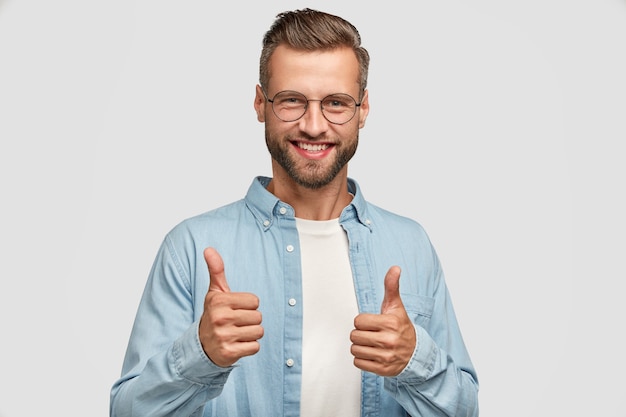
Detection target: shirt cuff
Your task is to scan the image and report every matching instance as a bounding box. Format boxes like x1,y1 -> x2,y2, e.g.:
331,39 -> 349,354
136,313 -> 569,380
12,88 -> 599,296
385,324 -> 437,390
171,320 -> 234,386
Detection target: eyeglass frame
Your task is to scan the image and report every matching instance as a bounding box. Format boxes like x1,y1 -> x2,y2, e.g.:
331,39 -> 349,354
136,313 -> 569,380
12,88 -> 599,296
261,89 -> 362,125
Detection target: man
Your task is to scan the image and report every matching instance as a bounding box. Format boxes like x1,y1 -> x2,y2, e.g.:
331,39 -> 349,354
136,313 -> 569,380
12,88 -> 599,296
110,8 -> 479,417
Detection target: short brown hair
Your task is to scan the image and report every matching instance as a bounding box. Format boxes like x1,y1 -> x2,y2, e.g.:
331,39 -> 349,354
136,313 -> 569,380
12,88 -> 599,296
259,9 -> 370,98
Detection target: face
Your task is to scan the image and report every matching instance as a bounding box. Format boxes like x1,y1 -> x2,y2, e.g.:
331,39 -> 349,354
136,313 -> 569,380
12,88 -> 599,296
254,45 -> 369,190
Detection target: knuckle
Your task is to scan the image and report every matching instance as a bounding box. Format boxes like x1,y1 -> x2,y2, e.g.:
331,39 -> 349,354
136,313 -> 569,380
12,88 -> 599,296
254,310 -> 263,323
380,351 -> 396,364
205,292 -> 226,309
217,345 -> 237,362
209,312 -> 231,328
379,332 -> 400,349
252,295 -> 261,309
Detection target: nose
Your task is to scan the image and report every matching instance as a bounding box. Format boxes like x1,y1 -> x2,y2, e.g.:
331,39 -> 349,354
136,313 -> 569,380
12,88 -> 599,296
298,100 -> 329,137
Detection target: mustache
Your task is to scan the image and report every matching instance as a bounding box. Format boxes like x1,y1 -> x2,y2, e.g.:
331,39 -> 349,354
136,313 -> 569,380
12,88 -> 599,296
285,133 -> 331,142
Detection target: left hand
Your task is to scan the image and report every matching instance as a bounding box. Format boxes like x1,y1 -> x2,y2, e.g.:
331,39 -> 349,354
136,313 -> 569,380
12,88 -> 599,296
350,266 -> 417,377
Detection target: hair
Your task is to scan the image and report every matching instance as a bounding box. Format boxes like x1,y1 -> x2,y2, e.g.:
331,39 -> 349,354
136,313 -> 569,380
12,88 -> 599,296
259,8 -> 370,98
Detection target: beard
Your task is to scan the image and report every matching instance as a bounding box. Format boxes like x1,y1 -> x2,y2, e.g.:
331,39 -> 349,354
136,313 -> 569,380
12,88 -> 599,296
265,129 -> 358,190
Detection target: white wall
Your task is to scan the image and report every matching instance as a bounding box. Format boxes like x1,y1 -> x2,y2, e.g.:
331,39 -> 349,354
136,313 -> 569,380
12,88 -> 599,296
1,1 -> 624,416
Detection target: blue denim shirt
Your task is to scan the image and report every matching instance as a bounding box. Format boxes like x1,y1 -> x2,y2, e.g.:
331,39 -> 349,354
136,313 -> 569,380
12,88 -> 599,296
110,176 -> 479,417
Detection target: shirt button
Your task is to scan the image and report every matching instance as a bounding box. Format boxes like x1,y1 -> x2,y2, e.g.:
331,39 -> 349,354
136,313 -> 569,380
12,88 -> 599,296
288,298 -> 296,306
286,358 -> 295,367
365,219 -> 372,225
279,207 -> 287,215
286,244 -> 294,253
263,220 -> 270,227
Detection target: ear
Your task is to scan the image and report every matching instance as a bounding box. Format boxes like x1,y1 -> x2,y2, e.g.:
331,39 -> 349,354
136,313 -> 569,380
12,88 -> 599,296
357,89 -> 369,129
254,84 -> 267,123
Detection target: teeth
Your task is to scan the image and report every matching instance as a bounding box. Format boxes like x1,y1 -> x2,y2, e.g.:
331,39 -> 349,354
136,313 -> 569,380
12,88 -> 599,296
298,142 -> 329,152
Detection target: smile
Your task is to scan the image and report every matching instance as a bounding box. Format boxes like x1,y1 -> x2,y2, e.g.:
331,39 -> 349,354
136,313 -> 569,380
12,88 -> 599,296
297,142 -> 330,152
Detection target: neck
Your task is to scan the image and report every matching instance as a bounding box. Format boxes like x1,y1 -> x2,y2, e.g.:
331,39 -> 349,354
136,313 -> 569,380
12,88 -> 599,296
267,172 -> 353,221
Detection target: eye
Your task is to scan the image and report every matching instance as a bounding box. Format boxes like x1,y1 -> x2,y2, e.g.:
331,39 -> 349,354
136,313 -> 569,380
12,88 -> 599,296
275,92 -> 307,108
322,94 -> 355,112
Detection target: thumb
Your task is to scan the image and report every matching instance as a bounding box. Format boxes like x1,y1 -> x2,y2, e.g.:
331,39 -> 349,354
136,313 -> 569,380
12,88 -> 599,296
381,266 -> 403,314
204,247 -> 230,292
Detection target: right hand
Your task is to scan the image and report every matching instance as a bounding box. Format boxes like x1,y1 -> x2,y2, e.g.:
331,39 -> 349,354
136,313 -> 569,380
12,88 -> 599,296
199,247 -> 264,367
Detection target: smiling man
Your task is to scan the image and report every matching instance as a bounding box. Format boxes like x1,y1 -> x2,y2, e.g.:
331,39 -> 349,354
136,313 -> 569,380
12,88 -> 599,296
110,9 -> 479,417
258,44 -> 364,198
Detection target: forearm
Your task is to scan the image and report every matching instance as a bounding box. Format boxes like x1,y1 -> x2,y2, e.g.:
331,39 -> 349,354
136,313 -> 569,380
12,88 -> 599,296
110,322 -> 233,417
384,325 -> 479,417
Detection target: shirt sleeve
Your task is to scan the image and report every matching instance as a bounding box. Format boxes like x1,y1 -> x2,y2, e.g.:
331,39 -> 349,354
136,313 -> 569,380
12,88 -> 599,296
384,257 -> 479,416
110,235 -> 234,417
384,324 -> 479,416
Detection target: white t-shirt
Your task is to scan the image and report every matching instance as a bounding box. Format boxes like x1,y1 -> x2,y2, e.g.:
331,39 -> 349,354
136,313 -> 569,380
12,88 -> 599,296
296,217 -> 361,417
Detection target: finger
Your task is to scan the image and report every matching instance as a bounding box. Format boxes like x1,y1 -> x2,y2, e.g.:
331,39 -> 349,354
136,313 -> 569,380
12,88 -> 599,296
204,247 -> 231,293
225,340 -> 262,360
353,313 -> 395,331
352,357 -> 378,374
350,326 -> 400,348
204,305 -> 262,326
351,344 -> 383,362
350,329 -> 379,349
231,309 -> 263,327
208,292 -> 260,310
209,340 -> 262,368
381,265 -> 403,314
233,325 -> 265,342
352,356 -> 399,377
351,342 -> 409,377
212,323 -> 265,343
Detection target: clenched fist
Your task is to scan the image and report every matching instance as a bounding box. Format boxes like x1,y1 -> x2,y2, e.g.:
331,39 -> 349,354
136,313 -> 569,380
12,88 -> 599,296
199,247 -> 264,367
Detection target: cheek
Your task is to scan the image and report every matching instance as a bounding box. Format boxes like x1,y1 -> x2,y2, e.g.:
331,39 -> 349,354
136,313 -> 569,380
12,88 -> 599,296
264,119 -> 290,144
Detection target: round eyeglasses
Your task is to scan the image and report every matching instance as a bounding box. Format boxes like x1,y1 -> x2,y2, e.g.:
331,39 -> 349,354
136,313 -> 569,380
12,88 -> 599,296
263,90 -> 361,125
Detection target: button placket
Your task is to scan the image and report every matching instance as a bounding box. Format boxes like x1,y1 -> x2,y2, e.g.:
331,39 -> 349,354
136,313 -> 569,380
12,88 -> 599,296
277,202 -> 300,385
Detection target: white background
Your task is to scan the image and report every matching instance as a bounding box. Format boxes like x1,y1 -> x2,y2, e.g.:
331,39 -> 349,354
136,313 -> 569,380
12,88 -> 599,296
1,0 -> 625,416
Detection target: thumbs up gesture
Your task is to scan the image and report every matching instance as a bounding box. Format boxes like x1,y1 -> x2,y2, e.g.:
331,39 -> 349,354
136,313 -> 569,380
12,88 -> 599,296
199,247 -> 264,367
350,266 -> 417,377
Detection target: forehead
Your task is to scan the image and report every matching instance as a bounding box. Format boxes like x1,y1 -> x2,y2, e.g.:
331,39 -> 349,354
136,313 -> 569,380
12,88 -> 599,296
267,45 -> 360,96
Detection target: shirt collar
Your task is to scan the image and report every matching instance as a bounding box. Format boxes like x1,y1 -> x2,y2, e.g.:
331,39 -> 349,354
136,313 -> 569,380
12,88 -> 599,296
244,176 -> 373,231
